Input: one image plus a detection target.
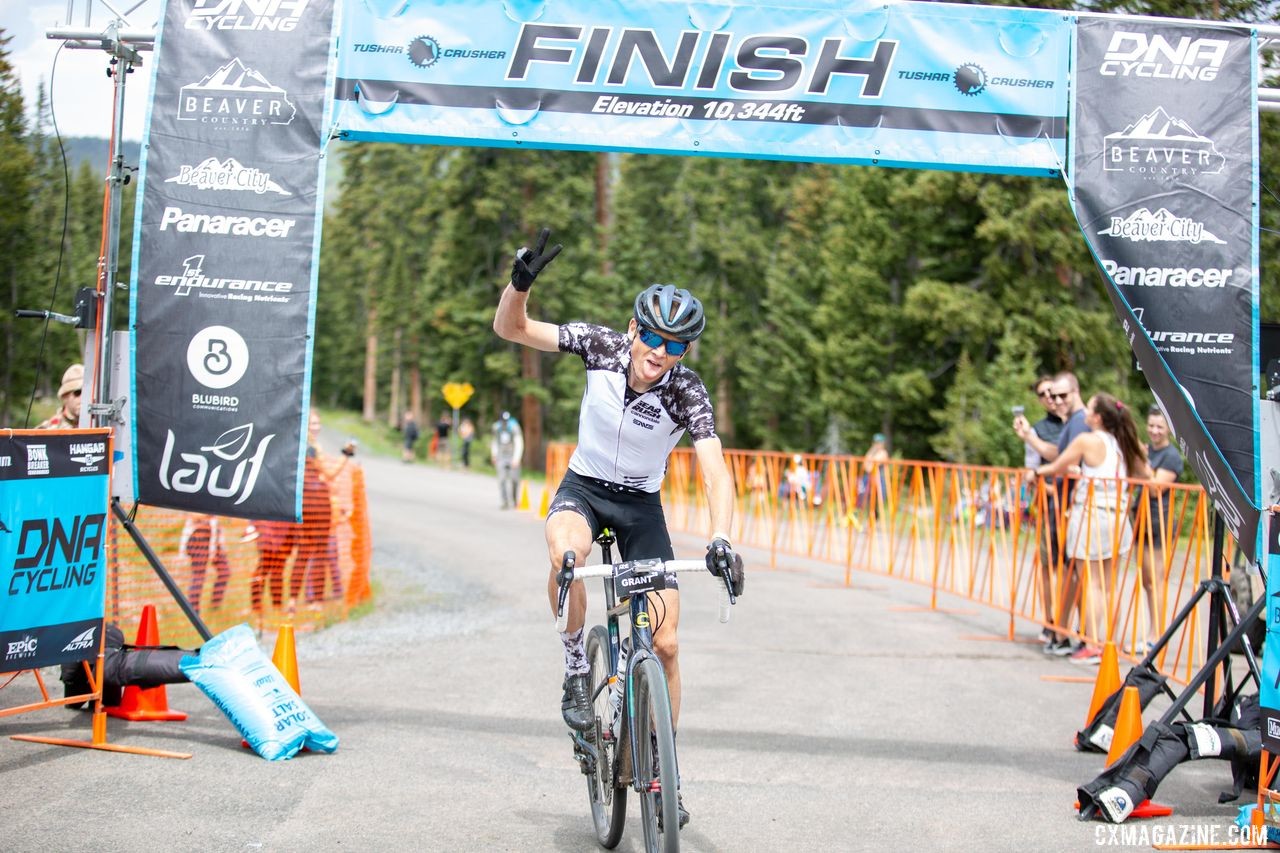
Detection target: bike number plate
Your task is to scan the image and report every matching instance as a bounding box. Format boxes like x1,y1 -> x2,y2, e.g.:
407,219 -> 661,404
613,562 -> 667,598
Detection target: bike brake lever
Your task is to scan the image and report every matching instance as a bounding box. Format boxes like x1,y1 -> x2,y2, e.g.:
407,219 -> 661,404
554,552 -> 575,631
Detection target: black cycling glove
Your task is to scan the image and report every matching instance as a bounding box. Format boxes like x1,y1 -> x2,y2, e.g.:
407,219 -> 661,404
511,227 -> 563,292
706,537 -> 745,597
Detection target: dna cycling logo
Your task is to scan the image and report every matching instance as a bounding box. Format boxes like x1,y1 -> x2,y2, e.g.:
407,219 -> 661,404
185,0 -> 309,32
158,423 -> 275,506
1099,31 -> 1228,82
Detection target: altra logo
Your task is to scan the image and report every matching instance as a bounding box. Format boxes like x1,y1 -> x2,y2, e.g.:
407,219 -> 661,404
62,627 -> 97,652
154,255 -> 294,303
1100,31 -> 1228,81
1097,208 -> 1225,245
186,0 -> 309,32
178,58 -> 297,127
164,157 -> 290,196
1103,107 -> 1226,178
158,424 -> 274,506
6,636 -> 37,660
26,444 -> 49,476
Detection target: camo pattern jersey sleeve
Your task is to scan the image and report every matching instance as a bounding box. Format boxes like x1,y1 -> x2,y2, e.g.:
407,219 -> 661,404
557,322 -> 717,492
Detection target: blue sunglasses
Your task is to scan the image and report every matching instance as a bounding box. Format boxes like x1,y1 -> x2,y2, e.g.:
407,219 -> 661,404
637,325 -> 689,356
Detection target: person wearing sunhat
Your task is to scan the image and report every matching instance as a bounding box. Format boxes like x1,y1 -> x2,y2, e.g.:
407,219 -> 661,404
858,432 -> 890,509
38,363 -> 84,429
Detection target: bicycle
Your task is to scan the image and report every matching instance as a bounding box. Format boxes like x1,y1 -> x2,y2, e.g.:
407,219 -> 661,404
555,530 -> 737,852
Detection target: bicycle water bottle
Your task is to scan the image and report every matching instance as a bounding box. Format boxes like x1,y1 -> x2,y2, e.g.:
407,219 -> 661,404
610,639 -> 630,729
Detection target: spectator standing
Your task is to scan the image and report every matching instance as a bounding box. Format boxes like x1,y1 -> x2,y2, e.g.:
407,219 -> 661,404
180,514 -> 231,615
435,412 -> 453,467
1012,376 -> 1066,643
459,417 -> 476,468
858,433 -> 889,510
1033,371 -> 1091,656
402,412 -> 420,463
784,453 -> 811,503
1036,393 -> 1149,665
1135,406 -> 1183,653
491,411 -> 524,509
38,363 -> 84,429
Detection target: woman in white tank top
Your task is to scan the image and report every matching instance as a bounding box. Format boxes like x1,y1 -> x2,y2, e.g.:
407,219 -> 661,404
1035,393 -> 1150,665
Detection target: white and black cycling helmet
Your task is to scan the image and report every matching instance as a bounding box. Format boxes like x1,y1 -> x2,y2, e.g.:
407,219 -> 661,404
633,283 -> 706,342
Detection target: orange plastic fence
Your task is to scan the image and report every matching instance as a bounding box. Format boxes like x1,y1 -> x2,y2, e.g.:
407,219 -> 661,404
109,450 -> 372,648
546,443 -> 1236,686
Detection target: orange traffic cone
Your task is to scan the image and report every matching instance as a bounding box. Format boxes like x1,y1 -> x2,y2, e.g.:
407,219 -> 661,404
1083,642 -> 1122,729
272,623 -> 301,694
518,481 -> 530,511
537,487 -> 550,518
106,604 -> 188,722
1105,686 -> 1173,819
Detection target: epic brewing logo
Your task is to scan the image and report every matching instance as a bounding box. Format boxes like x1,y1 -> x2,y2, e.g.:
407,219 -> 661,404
158,423 -> 275,506
177,58 -> 298,127
1103,107 -> 1226,178
164,157 -> 291,196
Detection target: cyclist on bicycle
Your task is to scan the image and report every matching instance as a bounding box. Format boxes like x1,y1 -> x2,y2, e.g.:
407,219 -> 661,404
493,228 -> 744,828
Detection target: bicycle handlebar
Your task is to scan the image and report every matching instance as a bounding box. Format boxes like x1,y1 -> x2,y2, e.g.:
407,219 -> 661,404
553,559 -> 733,631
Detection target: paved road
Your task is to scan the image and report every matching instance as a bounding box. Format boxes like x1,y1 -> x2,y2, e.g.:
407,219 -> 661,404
1,446 -> 1251,851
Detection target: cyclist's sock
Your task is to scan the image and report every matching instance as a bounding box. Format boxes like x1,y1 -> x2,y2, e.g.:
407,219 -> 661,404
560,627 -> 589,675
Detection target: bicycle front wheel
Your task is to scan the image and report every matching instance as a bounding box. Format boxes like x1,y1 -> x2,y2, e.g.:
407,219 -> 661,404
586,625 -> 626,848
634,655 -> 679,853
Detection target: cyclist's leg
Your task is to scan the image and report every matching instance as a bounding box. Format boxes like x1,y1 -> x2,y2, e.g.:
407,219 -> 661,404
545,508 -> 594,629
545,477 -> 602,732
649,587 -> 682,726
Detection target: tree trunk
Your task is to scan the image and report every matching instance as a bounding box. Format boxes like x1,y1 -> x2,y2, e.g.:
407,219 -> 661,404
362,304 -> 378,423
596,153 -> 614,277
409,360 -> 422,423
387,326 -> 402,428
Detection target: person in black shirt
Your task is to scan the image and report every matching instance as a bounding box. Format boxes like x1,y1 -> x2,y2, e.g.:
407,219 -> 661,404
1135,407 -> 1183,653
1013,375 -> 1066,646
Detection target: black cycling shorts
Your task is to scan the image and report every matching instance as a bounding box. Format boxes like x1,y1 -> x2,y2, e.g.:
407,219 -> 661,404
549,470 -> 678,588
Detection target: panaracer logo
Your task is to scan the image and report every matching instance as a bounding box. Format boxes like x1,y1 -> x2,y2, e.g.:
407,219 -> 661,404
154,255 -> 294,302
1100,31 -> 1228,81
27,444 -> 49,476
62,627 -> 97,652
178,58 -> 297,127
1100,259 -> 1232,288
6,636 -> 37,660
1098,208 -> 1225,245
159,206 -> 297,238
186,0 -> 309,32
1103,107 -> 1226,178
165,157 -> 290,196
158,423 -> 274,506
505,24 -> 898,98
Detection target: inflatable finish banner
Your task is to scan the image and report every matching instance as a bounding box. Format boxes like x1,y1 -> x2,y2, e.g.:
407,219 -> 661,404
334,0 -> 1070,176
129,0 -> 338,520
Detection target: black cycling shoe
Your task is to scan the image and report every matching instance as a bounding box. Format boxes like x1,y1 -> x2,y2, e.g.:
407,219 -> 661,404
561,673 -> 593,731
655,792 -> 690,831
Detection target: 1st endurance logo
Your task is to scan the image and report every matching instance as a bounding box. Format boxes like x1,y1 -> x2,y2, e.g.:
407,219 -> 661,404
153,255 -> 294,303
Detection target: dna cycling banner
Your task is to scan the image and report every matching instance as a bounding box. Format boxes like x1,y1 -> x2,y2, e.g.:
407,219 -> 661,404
129,0 -> 338,521
0,430 -> 111,672
335,0 -> 1070,176
1263,515 -> 1280,751
1070,16 -> 1261,564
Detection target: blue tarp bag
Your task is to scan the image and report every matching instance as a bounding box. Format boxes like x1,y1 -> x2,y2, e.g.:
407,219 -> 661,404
180,624 -> 339,761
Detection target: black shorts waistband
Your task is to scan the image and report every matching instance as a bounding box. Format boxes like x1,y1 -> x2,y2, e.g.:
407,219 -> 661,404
565,470 -> 656,498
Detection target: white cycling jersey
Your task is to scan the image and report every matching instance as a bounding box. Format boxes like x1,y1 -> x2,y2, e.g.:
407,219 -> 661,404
559,322 -> 716,493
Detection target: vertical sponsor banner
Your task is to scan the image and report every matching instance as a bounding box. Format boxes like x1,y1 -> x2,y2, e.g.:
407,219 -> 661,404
130,0 -> 338,520
1263,513 -> 1280,750
1071,17 -> 1260,562
0,430 -> 111,672
335,0 -> 1070,176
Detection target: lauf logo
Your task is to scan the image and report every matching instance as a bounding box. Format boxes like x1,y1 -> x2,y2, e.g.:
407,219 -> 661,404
158,423 -> 274,506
